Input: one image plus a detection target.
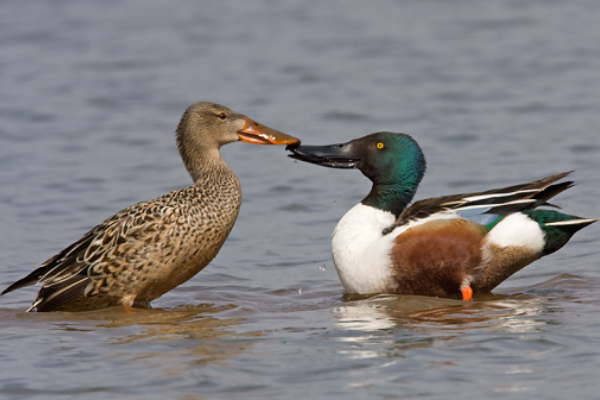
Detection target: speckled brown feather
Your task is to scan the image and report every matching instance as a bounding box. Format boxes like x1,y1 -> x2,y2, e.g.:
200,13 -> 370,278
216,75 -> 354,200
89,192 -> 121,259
1,102 -> 297,312
8,147 -> 241,312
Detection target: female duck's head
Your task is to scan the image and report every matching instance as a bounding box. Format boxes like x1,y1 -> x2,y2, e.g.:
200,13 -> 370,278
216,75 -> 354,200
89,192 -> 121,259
176,102 -> 300,182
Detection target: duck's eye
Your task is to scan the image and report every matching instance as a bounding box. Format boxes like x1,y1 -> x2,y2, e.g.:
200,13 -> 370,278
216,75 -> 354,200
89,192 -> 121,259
217,112 -> 227,120
376,142 -> 384,149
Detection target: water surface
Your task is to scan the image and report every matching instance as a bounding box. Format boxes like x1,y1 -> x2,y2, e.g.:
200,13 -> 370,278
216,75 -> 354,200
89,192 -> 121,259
1,0 -> 600,398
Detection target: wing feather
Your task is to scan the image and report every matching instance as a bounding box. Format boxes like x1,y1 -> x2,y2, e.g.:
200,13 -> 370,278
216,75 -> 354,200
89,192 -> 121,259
2,195 -> 179,299
384,171 -> 574,234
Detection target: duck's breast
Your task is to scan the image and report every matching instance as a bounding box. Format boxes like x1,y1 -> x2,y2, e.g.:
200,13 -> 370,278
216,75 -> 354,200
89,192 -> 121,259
332,204 -> 398,293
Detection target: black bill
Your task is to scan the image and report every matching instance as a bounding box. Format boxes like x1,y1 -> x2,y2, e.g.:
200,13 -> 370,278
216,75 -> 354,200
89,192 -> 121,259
286,141 -> 359,168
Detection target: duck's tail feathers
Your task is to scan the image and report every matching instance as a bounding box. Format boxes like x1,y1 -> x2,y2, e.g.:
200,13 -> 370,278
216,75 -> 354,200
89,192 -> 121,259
524,210 -> 598,255
2,238 -> 91,297
1,271 -> 41,296
26,275 -> 90,312
535,180 -> 575,204
0,252 -> 69,296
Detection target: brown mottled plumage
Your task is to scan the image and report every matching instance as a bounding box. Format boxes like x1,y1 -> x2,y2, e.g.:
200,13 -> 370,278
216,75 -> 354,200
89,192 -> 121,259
1,102 -> 299,312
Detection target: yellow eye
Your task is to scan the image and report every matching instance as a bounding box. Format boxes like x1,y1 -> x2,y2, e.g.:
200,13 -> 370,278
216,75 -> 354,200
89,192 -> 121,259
376,142 -> 384,149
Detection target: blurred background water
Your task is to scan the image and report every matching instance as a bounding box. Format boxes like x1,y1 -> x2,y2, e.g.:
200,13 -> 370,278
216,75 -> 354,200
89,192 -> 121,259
1,0 -> 600,399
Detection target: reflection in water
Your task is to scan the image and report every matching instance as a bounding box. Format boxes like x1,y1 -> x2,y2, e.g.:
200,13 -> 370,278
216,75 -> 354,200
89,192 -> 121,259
331,288 -> 571,395
1,303 -> 255,371
103,305 -> 255,368
333,289 -> 559,361
336,293 -> 551,331
103,305 -> 257,369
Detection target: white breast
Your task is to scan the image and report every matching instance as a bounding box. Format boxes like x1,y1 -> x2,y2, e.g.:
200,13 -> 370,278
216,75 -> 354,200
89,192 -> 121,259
331,203 -> 398,293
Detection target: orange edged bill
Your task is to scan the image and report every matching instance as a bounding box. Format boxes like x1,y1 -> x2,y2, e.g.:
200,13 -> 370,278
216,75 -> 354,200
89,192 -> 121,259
237,118 -> 300,145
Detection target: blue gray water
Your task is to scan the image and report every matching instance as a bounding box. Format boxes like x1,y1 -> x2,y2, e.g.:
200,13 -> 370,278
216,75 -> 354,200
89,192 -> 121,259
1,0 -> 600,398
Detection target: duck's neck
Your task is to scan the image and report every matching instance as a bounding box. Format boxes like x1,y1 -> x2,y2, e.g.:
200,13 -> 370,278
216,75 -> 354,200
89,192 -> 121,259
362,182 -> 418,218
361,160 -> 425,217
177,133 -> 231,185
188,150 -> 235,187
176,119 -> 234,185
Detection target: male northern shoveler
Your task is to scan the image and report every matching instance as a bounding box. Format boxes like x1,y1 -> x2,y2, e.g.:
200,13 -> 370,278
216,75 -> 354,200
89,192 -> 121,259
1,102 -> 300,312
288,132 -> 596,300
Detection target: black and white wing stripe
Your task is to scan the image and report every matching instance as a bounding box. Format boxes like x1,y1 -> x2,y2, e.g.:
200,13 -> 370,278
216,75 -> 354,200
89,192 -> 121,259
384,171 -> 574,234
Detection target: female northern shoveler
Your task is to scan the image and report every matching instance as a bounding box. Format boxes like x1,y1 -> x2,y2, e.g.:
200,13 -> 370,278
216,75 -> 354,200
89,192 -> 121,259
2,102 -> 300,312
288,132 -> 596,300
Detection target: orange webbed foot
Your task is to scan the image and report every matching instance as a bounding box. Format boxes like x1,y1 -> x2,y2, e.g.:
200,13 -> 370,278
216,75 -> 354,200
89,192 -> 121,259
461,285 -> 473,301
